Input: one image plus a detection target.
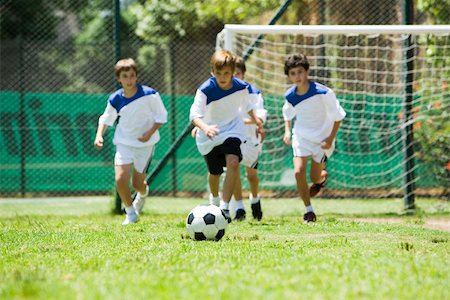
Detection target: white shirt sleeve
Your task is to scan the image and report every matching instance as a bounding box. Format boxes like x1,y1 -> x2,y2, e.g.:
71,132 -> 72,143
150,93 -> 168,123
324,90 -> 346,121
98,102 -> 118,126
254,93 -> 267,123
245,89 -> 257,114
282,100 -> 295,121
189,89 -> 207,122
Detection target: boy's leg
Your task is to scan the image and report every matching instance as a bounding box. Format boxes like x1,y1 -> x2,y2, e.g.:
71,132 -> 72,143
115,164 -> 133,207
209,173 -> 221,197
309,158 -> 328,198
115,164 -> 139,225
247,166 -> 263,220
233,170 -> 246,221
293,156 -> 316,223
222,154 -> 240,203
130,145 -> 154,214
131,170 -> 148,214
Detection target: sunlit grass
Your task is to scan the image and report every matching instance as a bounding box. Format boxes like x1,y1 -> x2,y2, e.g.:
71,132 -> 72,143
0,197 -> 448,299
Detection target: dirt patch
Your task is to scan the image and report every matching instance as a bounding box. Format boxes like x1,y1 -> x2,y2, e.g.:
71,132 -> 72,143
344,217 -> 450,232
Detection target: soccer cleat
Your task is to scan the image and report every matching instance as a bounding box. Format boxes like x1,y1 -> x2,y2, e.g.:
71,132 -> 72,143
122,212 -> 139,225
251,201 -> 263,221
303,211 -> 317,223
133,186 -> 149,215
234,209 -> 246,221
309,170 -> 328,197
222,209 -> 232,223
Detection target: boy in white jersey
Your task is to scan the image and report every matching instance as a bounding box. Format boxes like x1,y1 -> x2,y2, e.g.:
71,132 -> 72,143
94,58 -> 168,225
233,56 -> 267,221
190,49 -> 265,222
282,54 -> 346,223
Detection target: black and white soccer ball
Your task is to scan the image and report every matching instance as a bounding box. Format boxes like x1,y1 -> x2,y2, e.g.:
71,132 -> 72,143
186,204 -> 228,241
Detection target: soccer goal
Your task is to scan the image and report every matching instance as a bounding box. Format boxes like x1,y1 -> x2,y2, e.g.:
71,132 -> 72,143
217,25 -> 450,205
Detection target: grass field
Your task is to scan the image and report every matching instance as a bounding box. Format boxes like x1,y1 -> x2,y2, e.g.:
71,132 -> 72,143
0,196 -> 449,300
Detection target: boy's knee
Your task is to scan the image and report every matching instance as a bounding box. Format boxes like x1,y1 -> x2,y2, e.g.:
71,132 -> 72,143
226,159 -> 240,170
294,168 -> 307,179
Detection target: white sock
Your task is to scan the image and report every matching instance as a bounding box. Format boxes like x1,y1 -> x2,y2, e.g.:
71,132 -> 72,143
305,205 -> 314,213
235,199 -> 245,210
250,195 -> 260,204
209,194 -> 220,206
220,201 -> 229,210
125,205 -> 136,215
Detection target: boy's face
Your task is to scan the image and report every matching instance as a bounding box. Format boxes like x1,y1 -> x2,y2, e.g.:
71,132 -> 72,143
117,69 -> 137,91
234,68 -> 244,80
212,66 -> 233,90
287,66 -> 309,87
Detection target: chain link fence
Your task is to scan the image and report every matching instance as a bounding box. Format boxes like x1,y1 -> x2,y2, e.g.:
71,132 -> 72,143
0,0 -> 448,199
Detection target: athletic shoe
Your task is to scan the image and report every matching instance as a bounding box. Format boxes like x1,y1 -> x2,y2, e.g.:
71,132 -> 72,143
303,211 -> 317,223
222,209 -> 232,223
234,209 -> 246,221
122,212 -> 139,225
251,201 -> 263,221
309,170 -> 328,197
133,186 -> 149,215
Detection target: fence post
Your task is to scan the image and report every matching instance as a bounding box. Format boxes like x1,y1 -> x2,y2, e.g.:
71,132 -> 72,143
402,0 -> 416,210
114,0 -> 122,214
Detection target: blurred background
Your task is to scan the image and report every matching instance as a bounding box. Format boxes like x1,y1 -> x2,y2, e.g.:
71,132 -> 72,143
0,0 -> 448,201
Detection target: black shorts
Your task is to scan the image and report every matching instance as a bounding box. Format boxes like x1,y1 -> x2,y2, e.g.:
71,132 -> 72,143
204,137 -> 242,175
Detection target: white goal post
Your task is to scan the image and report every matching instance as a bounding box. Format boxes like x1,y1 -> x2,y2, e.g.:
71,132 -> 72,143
217,24 -> 450,203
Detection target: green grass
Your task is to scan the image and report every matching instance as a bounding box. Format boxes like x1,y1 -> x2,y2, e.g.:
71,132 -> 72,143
0,197 -> 449,300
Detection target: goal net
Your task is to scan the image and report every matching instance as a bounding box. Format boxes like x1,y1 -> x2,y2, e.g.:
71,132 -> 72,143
217,25 -> 450,199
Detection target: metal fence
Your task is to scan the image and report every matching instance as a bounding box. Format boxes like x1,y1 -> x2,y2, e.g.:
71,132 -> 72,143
0,0 -> 448,199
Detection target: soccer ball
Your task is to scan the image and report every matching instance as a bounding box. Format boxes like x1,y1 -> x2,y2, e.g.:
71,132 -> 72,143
186,204 -> 228,241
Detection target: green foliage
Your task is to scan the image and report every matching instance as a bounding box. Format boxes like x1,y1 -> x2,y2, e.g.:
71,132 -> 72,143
417,0 -> 450,24
130,0 -> 282,44
0,0 -> 57,40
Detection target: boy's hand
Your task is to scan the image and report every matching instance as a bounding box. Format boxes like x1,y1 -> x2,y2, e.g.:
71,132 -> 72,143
191,126 -> 198,138
256,126 -> 265,143
203,124 -> 219,139
321,137 -> 333,149
283,132 -> 291,145
94,136 -> 104,149
138,133 -> 151,142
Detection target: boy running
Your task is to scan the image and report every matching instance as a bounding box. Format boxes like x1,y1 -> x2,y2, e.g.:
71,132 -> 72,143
190,49 -> 265,222
282,54 -> 346,223
94,58 -> 168,225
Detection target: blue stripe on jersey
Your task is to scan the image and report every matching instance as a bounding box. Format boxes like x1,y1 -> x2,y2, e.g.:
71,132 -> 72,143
247,83 -> 261,95
285,81 -> 328,107
108,84 -> 157,112
199,77 -> 249,105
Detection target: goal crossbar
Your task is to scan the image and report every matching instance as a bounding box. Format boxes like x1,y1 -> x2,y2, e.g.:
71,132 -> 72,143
224,24 -> 450,35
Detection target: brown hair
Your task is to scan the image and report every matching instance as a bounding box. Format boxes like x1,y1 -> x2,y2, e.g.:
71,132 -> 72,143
210,49 -> 236,73
284,54 -> 310,75
235,56 -> 246,74
114,58 -> 138,78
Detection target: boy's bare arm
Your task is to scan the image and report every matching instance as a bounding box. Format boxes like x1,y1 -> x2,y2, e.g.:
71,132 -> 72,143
283,120 -> 292,145
94,123 -> 108,149
321,120 -> 341,149
138,122 -> 163,142
247,110 -> 265,142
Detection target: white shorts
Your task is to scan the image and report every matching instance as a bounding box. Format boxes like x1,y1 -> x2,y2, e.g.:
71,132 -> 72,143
240,140 -> 262,168
292,136 -> 334,163
115,144 -> 155,173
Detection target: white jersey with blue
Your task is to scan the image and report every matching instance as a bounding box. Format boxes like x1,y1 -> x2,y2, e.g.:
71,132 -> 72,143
190,77 -> 255,155
242,83 -> 267,145
99,84 -> 168,148
282,81 -> 346,144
